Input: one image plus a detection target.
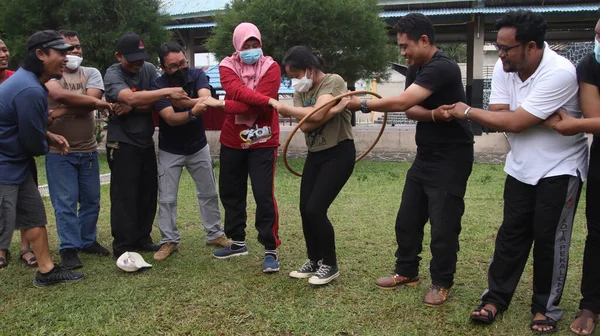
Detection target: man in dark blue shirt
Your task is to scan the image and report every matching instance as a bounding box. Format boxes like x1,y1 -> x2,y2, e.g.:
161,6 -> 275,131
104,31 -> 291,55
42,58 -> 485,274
0,30 -> 85,286
150,42 -> 229,261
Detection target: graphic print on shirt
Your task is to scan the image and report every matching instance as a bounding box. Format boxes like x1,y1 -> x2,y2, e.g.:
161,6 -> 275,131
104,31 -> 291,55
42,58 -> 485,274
239,124 -> 273,149
302,97 -> 326,149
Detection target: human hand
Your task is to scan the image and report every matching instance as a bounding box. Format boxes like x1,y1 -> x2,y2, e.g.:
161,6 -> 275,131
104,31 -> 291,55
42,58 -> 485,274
168,96 -> 191,108
445,102 -> 470,120
113,104 -> 133,116
547,109 -> 581,136
95,100 -> 114,113
346,96 -> 362,111
167,87 -> 189,100
432,104 -> 455,122
329,97 -> 351,114
47,131 -> 70,155
191,101 -> 207,116
198,96 -> 224,108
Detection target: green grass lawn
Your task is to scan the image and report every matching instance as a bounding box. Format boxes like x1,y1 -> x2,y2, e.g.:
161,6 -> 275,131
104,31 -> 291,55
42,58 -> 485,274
0,158 -> 590,336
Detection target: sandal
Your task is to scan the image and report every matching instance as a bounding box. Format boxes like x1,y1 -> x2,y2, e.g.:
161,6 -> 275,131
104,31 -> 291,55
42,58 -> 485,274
0,250 -> 10,269
571,309 -> 598,335
19,248 -> 37,268
470,303 -> 498,325
530,315 -> 557,334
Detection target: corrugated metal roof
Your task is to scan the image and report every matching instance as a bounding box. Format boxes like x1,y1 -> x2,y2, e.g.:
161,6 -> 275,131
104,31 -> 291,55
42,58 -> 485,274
165,22 -> 216,30
161,0 -> 231,16
204,65 -> 295,94
381,4 -> 599,18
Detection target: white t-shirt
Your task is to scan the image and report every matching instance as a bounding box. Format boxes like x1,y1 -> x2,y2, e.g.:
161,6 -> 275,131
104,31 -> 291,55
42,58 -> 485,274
490,43 -> 588,185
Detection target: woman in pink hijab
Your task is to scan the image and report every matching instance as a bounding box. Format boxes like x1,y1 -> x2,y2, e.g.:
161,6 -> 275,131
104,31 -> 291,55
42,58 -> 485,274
200,22 -> 282,272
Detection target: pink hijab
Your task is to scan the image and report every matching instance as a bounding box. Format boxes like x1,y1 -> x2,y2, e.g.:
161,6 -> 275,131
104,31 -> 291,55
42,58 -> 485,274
220,22 -> 275,126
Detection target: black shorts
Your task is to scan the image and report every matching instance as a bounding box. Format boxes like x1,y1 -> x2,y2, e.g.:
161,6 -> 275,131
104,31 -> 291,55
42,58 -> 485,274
0,171 -> 47,232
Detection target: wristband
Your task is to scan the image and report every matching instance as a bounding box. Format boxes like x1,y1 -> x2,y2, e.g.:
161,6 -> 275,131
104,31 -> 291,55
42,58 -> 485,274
464,107 -> 472,118
431,109 -> 436,123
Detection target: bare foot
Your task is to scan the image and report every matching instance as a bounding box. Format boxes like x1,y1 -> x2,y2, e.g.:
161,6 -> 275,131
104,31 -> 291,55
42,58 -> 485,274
531,312 -> 556,333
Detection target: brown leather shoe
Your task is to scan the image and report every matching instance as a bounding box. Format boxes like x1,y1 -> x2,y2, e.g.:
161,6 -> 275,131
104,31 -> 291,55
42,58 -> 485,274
423,285 -> 450,307
375,273 -> 420,290
153,242 -> 178,261
206,235 -> 232,248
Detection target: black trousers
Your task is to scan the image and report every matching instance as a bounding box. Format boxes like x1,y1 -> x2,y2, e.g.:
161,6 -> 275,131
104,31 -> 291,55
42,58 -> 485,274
300,140 -> 355,266
394,146 -> 473,288
482,174 -> 582,321
107,142 -> 158,254
219,145 -> 279,250
580,137 -> 600,313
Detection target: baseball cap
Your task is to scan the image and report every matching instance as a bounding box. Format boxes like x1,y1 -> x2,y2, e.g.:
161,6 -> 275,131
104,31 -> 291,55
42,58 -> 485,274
26,30 -> 74,51
116,33 -> 150,62
116,251 -> 153,272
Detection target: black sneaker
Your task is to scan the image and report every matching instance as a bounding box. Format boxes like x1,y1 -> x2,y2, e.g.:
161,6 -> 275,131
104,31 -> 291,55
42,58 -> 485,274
33,265 -> 84,287
308,264 -> 340,285
80,241 -> 110,256
59,249 -> 83,270
136,243 -> 161,252
289,259 -> 320,278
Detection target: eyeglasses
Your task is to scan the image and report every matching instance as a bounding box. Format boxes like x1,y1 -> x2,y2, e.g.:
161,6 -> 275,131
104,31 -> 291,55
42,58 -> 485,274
165,59 -> 188,71
493,42 -> 521,54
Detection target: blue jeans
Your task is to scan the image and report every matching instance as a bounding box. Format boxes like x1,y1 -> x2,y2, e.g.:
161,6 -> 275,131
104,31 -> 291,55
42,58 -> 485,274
46,152 -> 101,251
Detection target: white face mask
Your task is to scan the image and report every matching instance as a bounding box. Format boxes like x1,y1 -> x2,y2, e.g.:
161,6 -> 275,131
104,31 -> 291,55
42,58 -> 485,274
65,55 -> 83,70
292,70 -> 313,93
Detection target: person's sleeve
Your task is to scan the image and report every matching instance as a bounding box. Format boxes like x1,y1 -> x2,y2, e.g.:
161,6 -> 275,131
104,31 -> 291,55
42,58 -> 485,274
413,59 -> 451,92
15,88 -> 48,156
222,63 -> 281,115
577,54 -> 599,87
195,70 -> 210,91
520,68 -> 579,120
219,66 -> 273,106
145,62 -> 159,83
489,59 -> 511,105
103,67 -> 129,103
84,67 -> 104,91
151,78 -> 170,112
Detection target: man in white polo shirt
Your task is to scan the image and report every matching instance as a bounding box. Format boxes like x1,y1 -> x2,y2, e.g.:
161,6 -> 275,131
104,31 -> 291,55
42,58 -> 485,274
446,10 -> 588,333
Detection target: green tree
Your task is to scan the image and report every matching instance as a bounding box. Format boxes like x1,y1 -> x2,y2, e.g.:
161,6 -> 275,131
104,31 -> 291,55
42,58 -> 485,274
206,0 -> 397,85
0,0 -> 170,74
438,43 -> 467,63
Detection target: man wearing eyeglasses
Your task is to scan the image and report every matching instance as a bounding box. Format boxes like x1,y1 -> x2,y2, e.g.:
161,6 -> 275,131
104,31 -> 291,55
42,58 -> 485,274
104,33 -> 189,259
444,11 -> 588,332
150,42 -> 230,261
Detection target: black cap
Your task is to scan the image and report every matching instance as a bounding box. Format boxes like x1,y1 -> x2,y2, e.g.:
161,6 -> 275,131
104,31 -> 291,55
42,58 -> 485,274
26,30 -> 74,52
116,33 -> 150,62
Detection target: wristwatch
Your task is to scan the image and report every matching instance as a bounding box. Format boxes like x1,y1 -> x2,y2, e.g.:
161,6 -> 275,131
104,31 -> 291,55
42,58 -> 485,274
359,100 -> 371,114
188,110 -> 197,121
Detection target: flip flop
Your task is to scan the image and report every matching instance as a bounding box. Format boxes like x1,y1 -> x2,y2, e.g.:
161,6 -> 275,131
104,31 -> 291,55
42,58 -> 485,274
470,303 -> 498,325
571,309 -> 598,335
530,316 -> 557,334
19,248 -> 37,268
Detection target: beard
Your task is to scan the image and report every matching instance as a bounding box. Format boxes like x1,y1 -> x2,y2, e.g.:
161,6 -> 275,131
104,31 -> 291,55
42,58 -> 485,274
503,50 -> 527,73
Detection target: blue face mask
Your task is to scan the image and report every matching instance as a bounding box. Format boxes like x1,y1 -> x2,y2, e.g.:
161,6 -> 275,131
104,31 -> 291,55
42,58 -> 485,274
239,48 -> 262,65
594,39 -> 600,64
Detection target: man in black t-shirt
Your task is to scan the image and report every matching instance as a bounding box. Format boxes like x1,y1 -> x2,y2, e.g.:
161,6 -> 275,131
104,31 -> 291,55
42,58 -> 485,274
546,18 -> 600,335
347,13 -> 474,307
150,42 -> 230,261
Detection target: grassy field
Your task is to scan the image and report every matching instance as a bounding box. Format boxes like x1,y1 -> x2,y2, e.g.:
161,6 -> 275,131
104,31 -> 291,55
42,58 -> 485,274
0,157 -> 590,336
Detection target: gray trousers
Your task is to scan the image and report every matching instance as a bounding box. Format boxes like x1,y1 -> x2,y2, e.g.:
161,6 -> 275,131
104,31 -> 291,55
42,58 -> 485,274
157,145 -> 223,244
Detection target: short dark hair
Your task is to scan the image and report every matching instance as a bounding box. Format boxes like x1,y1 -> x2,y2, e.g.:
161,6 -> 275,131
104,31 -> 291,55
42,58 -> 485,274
59,30 -> 78,38
395,13 -> 436,45
282,46 -> 325,71
22,48 -> 50,77
158,41 -> 184,65
495,10 -> 547,49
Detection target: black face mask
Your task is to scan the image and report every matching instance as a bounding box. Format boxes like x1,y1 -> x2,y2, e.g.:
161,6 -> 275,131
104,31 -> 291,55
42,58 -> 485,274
171,67 -> 189,83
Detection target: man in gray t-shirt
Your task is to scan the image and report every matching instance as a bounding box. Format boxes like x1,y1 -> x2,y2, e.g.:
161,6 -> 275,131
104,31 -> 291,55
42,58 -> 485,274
45,30 -> 113,269
103,33 -> 188,258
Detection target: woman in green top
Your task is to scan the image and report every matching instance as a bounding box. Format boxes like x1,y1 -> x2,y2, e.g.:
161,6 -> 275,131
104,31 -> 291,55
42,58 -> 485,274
270,46 -> 354,285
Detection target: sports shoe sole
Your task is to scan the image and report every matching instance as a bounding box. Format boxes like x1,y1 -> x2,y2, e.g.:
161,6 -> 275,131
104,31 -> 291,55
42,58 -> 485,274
33,277 -> 84,288
308,271 -> 340,285
263,266 -> 280,273
213,250 -> 249,259
375,279 -> 420,290
289,271 -> 315,279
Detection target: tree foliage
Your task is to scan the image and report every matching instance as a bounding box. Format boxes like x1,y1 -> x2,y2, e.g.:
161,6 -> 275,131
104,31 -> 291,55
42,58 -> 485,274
206,0 -> 397,84
0,0 -> 170,74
